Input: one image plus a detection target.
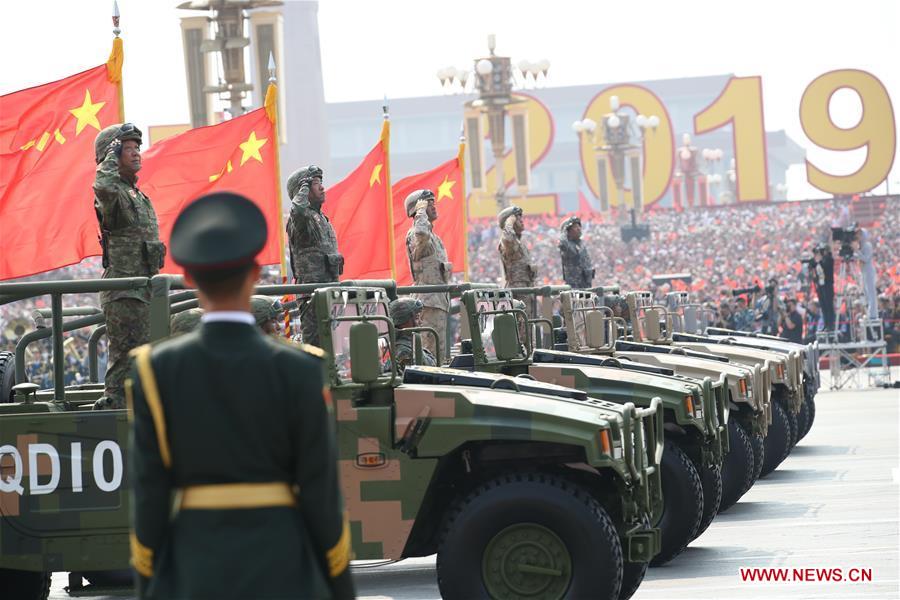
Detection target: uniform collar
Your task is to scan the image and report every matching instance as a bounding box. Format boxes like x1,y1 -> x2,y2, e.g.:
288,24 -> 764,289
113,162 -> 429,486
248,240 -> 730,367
201,311 -> 256,326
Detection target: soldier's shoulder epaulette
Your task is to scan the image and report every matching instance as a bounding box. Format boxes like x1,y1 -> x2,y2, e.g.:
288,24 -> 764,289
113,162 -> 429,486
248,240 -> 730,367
274,336 -> 328,360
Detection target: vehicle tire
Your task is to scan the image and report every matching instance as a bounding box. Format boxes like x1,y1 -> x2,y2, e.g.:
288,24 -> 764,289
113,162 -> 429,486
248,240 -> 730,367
84,570 -> 133,587
694,464 -> 721,539
802,395 -> 816,437
650,441 -> 703,567
784,401 -> 799,448
747,428 -> 765,485
0,351 -> 16,403
795,396 -> 810,443
760,402 -> 791,477
0,569 -> 51,600
437,471 -> 624,600
720,419 -> 754,511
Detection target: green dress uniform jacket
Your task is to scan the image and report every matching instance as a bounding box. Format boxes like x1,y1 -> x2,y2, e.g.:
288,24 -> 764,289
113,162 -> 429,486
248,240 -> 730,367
127,320 -> 355,599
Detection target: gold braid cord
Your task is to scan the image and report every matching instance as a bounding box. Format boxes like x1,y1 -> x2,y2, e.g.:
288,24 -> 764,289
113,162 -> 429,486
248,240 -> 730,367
326,513 -> 351,578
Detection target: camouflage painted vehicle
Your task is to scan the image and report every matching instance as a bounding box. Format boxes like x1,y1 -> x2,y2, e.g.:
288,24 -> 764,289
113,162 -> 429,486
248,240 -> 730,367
663,290 -> 818,441
449,288 -> 728,566
703,327 -> 818,441
623,291 -> 802,477
557,290 -> 766,511
0,276 -> 664,600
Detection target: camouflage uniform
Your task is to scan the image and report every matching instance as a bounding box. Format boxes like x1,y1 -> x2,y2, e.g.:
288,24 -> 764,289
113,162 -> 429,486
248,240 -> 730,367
385,297 -> 436,374
170,308 -> 203,337
498,205 -> 537,318
250,295 -> 284,335
558,216 -> 594,289
405,190 -> 451,361
286,166 -> 343,348
92,125 -> 164,410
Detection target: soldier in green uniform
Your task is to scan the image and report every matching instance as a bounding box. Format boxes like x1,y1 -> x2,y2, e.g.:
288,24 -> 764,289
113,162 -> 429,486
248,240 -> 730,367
385,297 -> 436,374
558,216 -> 595,289
498,205 -> 537,318
127,192 -> 355,599
92,123 -> 166,410
169,308 -> 203,337
404,189 -> 451,362
250,295 -> 284,336
286,165 -> 343,348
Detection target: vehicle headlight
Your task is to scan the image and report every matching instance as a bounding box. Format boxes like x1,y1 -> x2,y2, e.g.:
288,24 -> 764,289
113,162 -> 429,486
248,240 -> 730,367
739,377 -> 748,397
776,363 -> 785,379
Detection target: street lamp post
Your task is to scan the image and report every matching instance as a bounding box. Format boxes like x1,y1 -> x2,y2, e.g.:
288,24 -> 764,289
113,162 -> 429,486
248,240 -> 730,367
439,36 -> 549,210
573,97 -> 658,222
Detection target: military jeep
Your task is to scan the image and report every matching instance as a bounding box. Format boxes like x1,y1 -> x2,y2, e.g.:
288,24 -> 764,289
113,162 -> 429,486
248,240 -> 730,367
1,276 -> 663,600
623,291 -> 803,477
448,288 -> 728,566
555,290 -> 767,512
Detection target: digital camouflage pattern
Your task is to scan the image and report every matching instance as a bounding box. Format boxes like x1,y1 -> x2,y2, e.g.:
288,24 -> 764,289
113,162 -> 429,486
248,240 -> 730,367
558,218 -> 594,289
93,131 -> 163,409
406,196 -> 451,358
169,308 -> 203,337
286,167 -> 342,347
498,208 -> 536,288
95,298 -> 150,410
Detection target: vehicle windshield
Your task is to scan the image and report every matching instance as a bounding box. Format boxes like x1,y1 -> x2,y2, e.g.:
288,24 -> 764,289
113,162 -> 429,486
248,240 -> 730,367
329,300 -> 392,383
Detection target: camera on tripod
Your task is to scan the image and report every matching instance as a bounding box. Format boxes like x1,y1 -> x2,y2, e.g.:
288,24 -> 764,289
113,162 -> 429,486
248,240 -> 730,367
831,225 -> 858,260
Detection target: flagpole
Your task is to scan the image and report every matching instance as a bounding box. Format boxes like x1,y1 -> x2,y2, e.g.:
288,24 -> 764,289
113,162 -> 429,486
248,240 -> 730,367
108,0 -> 125,121
382,96 -> 397,280
458,123 -> 469,281
264,53 -> 288,282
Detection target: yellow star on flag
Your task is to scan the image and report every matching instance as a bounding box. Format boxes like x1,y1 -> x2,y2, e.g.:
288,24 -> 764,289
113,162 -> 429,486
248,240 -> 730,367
437,175 -> 456,202
369,163 -> 383,187
238,131 -> 267,166
69,90 -> 106,136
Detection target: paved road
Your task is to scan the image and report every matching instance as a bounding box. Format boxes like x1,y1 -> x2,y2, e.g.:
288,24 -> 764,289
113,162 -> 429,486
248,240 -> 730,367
51,385 -> 900,599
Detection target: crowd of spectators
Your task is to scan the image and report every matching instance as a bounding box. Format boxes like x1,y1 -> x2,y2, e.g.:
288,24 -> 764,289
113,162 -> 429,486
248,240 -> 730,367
466,196 -> 899,350
2,197 -> 898,390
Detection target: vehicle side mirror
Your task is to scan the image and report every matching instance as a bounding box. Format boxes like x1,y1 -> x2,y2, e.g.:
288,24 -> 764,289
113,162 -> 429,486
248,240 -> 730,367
492,313 -> 522,361
585,312 -> 608,349
350,321 -> 381,384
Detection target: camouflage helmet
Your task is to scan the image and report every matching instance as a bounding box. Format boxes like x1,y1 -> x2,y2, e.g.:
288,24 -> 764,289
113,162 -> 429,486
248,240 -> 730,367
94,123 -> 142,163
405,189 -> 435,217
250,295 -> 284,327
389,296 -> 424,326
170,308 -> 203,336
498,205 -> 523,229
287,165 -> 324,200
560,215 -> 582,233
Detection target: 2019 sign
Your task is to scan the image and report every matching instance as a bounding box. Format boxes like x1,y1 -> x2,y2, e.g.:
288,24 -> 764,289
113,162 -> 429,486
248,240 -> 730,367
468,69 -> 895,216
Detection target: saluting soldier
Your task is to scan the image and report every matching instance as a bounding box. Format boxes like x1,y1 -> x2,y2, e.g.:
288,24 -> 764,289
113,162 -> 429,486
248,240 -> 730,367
385,296 -> 437,374
558,216 -> 595,289
498,205 -> 537,318
127,192 -> 354,600
285,165 -> 343,347
92,123 -> 166,410
404,189 -> 451,361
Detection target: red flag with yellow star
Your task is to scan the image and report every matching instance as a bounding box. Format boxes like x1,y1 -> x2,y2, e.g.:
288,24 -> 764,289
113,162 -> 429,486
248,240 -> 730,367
323,120 -> 395,279
139,106 -> 280,273
391,143 -> 467,285
0,54 -> 123,279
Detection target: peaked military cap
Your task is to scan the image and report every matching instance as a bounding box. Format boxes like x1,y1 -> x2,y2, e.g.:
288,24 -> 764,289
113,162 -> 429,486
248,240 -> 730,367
560,215 -> 581,233
498,205 -> 523,229
171,192 -> 267,270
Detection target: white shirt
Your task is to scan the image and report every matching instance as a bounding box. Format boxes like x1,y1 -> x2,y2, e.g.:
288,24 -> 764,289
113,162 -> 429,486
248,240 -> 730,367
200,311 -> 255,326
